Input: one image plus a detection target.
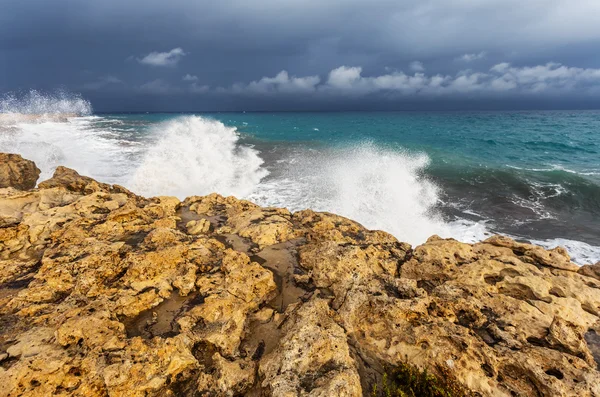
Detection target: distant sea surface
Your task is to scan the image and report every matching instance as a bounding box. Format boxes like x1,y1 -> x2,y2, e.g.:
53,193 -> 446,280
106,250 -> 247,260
2,108 -> 599,264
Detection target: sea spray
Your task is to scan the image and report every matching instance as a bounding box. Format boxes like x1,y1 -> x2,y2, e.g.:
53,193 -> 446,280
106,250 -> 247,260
247,143 -> 463,246
0,91 -> 114,181
0,118 -> 135,182
129,116 -> 268,198
0,90 -> 92,117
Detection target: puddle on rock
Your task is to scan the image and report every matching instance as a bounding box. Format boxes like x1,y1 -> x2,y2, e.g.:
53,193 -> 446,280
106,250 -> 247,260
176,206 -> 226,233
215,234 -> 256,254
176,206 -> 203,227
240,239 -> 315,365
0,278 -> 34,300
124,292 -> 205,338
0,314 -> 21,369
121,231 -> 149,247
241,318 -> 282,361
254,239 -> 311,312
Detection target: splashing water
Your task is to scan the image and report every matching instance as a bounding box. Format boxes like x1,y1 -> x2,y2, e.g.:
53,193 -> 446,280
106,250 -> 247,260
0,90 -> 92,121
129,116 -> 269,198
247,143 -> 474,245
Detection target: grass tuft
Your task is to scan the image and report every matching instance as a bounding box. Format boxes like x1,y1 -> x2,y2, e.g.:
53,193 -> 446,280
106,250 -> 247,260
371,361 -> 472,397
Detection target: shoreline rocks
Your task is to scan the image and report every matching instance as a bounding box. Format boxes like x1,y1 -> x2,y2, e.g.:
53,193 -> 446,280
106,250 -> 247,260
0,155 -> 599,396
0,153 -> 40,191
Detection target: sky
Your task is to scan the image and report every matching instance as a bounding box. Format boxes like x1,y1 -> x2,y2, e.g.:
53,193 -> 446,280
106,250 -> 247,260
2,0 -> 600,111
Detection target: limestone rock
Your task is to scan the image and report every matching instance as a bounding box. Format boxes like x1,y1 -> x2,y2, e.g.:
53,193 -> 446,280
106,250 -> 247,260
0,156 -> 599,397
186,218 -> 211,235
485,235 -> 580,272
39,165 -> 133,196
212,354 -> 256,395
579,262 -> 600,281
0,153 -> 40,190
259,298 -> 363,396
223,207 -> 298,248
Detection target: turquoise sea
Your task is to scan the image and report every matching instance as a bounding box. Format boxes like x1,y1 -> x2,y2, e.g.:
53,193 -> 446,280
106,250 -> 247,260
1,110 -> 599,264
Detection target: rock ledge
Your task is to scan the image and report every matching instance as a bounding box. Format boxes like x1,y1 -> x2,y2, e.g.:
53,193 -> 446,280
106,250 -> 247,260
0,158 -> 599,397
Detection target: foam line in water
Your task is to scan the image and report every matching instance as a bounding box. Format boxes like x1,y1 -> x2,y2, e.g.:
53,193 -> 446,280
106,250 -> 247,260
129,116 -> 268,198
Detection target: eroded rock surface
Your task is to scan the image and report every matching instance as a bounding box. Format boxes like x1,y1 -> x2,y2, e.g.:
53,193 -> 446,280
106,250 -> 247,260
1,158 -> 600,397
0,153 -> 40,191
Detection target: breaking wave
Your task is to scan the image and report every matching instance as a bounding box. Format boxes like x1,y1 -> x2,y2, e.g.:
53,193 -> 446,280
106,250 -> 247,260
0,110 -> 597,264
247,143 -> 488,246
129,116 -> 268,198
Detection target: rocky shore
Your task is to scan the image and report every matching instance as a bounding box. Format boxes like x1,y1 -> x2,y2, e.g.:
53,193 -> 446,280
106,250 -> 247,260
1,153 -> 599,396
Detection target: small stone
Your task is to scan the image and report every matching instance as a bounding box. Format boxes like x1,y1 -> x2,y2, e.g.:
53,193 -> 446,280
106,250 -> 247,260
186,219 -> 211,235
293,274 -> 311,285
273,312 -> 286,327
252,308 -> 274,324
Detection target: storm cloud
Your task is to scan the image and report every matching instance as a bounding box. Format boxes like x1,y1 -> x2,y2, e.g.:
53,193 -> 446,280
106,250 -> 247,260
2,0 -> 600,110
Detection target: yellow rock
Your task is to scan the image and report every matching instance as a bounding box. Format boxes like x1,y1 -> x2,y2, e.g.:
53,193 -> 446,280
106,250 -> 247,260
1,158 -> 599,397
186,218 -> 211,235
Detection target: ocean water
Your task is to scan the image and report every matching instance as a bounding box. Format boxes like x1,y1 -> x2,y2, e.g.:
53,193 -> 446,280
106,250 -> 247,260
1,93 -> 599,265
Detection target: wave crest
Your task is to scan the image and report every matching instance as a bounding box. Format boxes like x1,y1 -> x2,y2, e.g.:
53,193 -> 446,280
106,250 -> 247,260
129,116 -> 268,198
248,143 -> 472,245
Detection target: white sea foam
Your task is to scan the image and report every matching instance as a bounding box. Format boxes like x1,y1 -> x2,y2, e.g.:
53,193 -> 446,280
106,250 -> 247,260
507,164 -> 600,177
0,118 -> 136,182
529,238 -> 600,266
128,116 -> 268,198
247,143 -> 487,246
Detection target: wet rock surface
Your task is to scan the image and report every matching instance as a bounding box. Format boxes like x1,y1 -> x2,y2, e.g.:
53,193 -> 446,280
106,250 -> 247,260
1,158 -> 600,396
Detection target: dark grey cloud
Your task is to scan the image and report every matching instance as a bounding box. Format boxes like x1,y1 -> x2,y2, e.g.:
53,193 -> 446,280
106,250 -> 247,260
2,0 -> 600,111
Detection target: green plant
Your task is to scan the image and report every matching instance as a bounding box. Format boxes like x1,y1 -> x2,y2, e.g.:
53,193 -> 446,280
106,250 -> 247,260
371,361 -> 471,397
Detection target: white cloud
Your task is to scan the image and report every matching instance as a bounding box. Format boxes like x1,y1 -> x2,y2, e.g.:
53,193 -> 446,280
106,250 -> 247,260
486,62 -> 600,92
409,61 -> 425,72
319,62 -> 600,97
182,74 -> 199,82
321,66 -> 446,96
138,48 -> 186,67
456,52 -> 487,62
326,66 -> 362,90
181,74 -> 209,93
490,62 -> 511,73
144,61 -> 600,98
231,70 -> 321,94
